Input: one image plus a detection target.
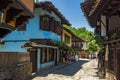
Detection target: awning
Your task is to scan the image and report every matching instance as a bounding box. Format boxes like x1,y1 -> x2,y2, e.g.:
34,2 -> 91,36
22,39 -> 75,52
22,42 -> 58,49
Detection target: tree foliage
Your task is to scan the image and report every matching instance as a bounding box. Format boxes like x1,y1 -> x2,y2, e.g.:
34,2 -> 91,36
63,24 -> 93,41
86,35 -> 104,54
63,24 -> 104,54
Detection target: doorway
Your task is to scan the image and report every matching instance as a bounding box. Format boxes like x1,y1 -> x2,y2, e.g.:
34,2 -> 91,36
116,48 -> 120,80
30,49 -> 37,73
54,49 -> 57,65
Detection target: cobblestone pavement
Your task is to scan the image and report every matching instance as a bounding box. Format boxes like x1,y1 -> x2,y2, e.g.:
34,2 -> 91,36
31,59 -> 106,80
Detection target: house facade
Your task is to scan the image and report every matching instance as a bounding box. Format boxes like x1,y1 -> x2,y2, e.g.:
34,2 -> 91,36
0,0 -> 34,38
62,27 -> 85,58
72,34 -> 86,58
0,1 -> 70,73
0,1 -> 34,80
81,0 -> 120,80
62,27 -> 72,47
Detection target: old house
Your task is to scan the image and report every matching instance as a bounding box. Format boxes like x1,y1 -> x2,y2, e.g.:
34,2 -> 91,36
0,0 -> 34,80
81,0 -> 120,80
0,1 -> 70,73
72,34 -> 87,58
62,27 -> 72,47
0,0 -> 34,38
62,27 -> 85,59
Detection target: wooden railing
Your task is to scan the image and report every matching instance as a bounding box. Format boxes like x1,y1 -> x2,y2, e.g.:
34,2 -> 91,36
0,52 -> 30,68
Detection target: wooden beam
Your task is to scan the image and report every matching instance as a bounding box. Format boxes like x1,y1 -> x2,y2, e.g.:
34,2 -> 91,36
0,0 -> 13,11
15,15 -> 30,27
6,7 -> 23,23
111,0 -> 120,6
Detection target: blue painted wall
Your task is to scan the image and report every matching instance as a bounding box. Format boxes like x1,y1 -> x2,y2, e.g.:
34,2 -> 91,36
37,48 -> 57,70
0,8 -> 61,52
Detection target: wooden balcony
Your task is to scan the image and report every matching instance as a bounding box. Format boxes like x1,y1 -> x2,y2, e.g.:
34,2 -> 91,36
0,0 -> 34,38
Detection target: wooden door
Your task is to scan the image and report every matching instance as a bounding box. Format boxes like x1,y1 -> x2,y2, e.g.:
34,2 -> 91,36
54,49 -> 57,65
30,49 -> 37,73
108,48 -> 115,71
116,48 -> 120,80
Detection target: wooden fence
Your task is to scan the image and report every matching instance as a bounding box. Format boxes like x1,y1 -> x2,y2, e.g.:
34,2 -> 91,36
0,52 -> 30,68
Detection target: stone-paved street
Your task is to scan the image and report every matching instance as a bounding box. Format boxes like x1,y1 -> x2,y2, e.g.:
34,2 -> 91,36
31,59 -> 106,80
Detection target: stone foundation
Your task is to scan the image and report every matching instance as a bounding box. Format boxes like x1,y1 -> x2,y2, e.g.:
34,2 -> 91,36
0,62 -> 32,80
106,70 -> 116,80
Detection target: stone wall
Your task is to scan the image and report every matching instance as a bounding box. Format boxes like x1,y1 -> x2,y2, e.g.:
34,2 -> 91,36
0,62 -> 32,80
106,70 -> 116,80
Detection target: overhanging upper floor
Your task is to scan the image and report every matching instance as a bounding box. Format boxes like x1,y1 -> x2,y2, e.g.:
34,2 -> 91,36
0,0 -> 34,38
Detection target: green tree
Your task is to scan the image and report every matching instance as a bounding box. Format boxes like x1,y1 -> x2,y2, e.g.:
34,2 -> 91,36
86,34 -> 104,54
63,24 -> 93,40
86,40 -> 98,54
63,24 -> 104,54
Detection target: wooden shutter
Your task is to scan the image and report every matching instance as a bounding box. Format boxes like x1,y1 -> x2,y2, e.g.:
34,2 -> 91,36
54,21 -> 57,33
57,22 -> 62,35
49,17 -> 54,32
40,16 -> 44,30
40,15 -> 50,31
55,21 -> 62,35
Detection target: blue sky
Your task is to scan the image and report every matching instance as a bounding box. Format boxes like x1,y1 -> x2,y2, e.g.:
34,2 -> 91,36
38,0 -> 94,32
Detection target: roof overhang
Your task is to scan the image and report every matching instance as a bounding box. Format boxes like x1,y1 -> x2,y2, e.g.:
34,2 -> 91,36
0,0 -> 34,38
22,42 -> 58,49
81,0 -> 120,28
35,1 -> 71,26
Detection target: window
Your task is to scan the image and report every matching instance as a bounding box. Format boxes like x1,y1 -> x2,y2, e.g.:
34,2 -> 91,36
0,11 -> 4,23
40,15 -> 62,35
72,42 -> 75,47
46,48 -> 49,62
65,34 -> 70,44
40,47 -> 47,63
49,17 -> 55,32
40,48 -> 55,63
49,48 -> 54,61
40,15 -> 50,30
55,21 -> 61,35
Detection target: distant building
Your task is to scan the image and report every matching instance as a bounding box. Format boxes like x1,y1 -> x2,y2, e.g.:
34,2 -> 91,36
62,27 -> 86,58
62,27 -> 72,47
72,33 -> 87,58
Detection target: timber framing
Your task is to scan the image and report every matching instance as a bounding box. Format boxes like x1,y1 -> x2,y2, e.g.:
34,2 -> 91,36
81,0 -> 120,27
81,0 -> 120,80
0,0 -> 34,38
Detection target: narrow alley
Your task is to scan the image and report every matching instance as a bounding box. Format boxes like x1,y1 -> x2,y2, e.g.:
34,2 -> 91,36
31,59 -> 106,80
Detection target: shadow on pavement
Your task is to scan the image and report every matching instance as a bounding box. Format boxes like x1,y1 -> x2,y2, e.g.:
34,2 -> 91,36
52,60 -> 89,76
29,59 -> 89,80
